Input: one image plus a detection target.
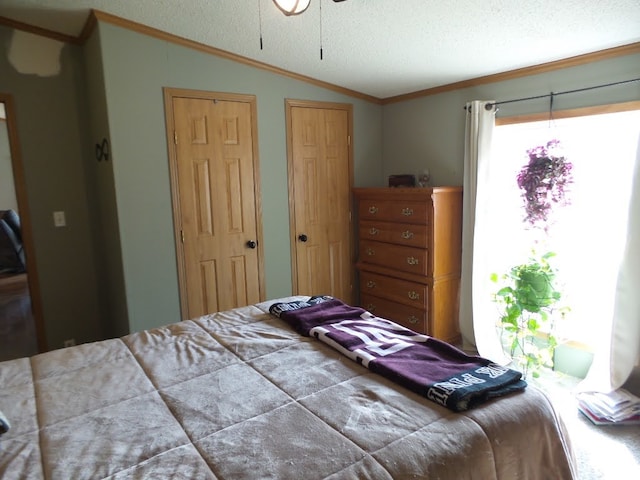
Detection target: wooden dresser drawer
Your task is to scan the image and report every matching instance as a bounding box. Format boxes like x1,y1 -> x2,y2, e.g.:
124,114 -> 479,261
359,220 -> 428,248
358,200 -> 430,225
359,271 -> 427,308
359,240 -> 428,275
360,293 -> 427,333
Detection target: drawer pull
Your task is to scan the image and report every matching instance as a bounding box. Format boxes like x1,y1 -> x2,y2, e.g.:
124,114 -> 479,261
408,291 -> 420,300
401,208 -> 414,216
366,248 -> 375,256
401,230 -> 414,239
369,227 -> 379,235
368,206 -> 378,214
407,315 -> 419,324
366,280 -> 376,288
406,256 -> 419,265
366,303 -> 377,312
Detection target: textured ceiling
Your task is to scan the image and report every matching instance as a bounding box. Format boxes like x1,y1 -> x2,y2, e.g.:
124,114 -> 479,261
1,0 -> 639,99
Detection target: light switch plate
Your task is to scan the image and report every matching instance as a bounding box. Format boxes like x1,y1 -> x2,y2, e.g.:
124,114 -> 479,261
53,211 -> 66,227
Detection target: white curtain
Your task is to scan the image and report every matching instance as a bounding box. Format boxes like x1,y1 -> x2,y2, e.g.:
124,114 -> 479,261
582,133 -> 640,392
459,100 -> 505,361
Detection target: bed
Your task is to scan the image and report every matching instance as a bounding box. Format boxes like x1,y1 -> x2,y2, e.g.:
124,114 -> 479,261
0,296 -> 576,479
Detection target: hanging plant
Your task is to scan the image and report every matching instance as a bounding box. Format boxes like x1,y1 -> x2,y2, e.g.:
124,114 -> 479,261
516,139 -> 573,229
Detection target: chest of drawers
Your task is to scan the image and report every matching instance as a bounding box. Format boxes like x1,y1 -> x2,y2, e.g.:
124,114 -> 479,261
354,187 -> 462,343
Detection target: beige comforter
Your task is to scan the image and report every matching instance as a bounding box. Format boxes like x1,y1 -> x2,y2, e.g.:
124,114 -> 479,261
0,297 -> 576,479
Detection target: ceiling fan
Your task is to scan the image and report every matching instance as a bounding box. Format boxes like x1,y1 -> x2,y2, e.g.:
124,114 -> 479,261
267,0 -> 349,59
273,0 -> 347,16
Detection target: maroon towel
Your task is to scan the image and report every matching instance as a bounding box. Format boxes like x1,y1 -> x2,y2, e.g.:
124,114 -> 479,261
270,297 -> 526,411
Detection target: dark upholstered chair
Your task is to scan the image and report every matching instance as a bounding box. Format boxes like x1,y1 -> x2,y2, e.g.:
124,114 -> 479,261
0,209 -> 26,273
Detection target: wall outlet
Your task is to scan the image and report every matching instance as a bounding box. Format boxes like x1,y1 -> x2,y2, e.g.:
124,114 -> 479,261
63,339 -> 76,347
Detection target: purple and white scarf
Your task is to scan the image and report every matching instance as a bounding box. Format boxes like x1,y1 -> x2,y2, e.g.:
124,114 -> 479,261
270,297 -> 526,411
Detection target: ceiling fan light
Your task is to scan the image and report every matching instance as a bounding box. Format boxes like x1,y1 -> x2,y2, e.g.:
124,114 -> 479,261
273,0 -> 311,16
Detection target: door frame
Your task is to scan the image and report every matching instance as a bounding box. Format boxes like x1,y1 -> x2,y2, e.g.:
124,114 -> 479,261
0,93 -> 47,351
284,99 -> 355,300
163,87 -> 265,319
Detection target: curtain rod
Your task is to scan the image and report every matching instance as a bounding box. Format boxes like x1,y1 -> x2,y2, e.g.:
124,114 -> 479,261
464,77 -> 640,111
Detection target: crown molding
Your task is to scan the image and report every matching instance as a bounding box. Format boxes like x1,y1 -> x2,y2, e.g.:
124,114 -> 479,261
90,10 -> 381,104
0,15 -> 80,44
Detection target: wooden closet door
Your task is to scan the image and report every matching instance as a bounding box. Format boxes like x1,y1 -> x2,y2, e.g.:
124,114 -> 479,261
171,94 -> 263,318
289,103 -> 353,302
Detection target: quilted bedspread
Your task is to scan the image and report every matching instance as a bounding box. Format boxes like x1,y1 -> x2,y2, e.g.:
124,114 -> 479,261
0,297 -> 577,479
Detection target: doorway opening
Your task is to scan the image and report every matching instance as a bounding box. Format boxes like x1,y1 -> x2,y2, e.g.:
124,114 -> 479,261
0,93 -> 46,360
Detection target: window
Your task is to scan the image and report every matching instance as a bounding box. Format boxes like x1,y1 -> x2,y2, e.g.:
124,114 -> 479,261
487,106 -> 640,348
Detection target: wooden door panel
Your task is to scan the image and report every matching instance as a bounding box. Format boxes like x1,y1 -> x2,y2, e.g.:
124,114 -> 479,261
222,116 -> 240,144
227,255 -> 249,309
303,158 -> 320,224
305,244 -> 322,294
323,109 -> 351,301
199,260 -> 219,314
223,158 -> 243,232
328,240 -> 346,295
290,105 -> 352,302
172,95 -> 262,319
189,115 -> 209,144
193,158 -> 214,235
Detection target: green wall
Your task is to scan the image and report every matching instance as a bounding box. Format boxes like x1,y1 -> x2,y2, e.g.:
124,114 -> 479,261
382,53 -> 640,186
97,22 -> 384,333
82,27 -> 129,339
0,26 -> 103,349
3,16 -> 636,349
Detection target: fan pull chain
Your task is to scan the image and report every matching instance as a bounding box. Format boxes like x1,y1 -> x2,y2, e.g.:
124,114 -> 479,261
320,0 -> 323,59
259,0 -> 264,50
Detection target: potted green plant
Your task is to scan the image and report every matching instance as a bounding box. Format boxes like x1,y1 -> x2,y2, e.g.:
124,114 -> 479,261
491,139 -> 573,377
491,251 -> 566,378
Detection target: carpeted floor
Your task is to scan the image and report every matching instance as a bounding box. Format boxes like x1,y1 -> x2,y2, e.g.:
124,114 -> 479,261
533,370 -> 640,479
0,272 -> 38,362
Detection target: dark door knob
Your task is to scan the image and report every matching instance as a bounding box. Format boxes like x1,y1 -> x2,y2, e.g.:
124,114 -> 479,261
246,240 -> 257,249
298,234 -> 308,242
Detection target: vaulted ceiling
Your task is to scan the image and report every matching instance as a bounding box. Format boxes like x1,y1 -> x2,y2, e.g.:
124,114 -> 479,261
1,0 -> 639,100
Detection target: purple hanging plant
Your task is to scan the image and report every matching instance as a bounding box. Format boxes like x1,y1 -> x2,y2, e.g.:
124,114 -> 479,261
516,139 -> 573,229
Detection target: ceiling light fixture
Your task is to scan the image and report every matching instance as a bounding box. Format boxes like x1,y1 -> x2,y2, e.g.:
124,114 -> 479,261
272,0 -> 311,16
